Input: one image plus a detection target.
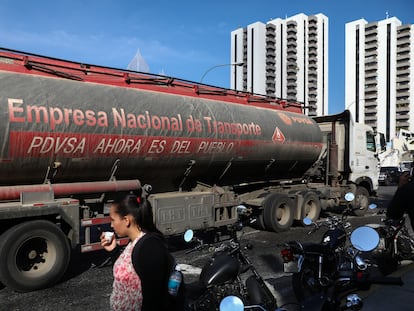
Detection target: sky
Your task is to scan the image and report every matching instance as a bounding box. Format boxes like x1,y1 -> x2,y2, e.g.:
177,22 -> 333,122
0,0 -> 413,114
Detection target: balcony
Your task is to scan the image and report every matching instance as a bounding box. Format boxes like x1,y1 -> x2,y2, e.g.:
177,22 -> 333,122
365,49 -> 378,58
266,71 -> 276,79
398,44 -> 410,53
396,120 -> 410,128
287,67 -> 298,74
287,80 -> 297,88
397,28 -> 410,40
396,98 -> 410,105
287,39 -> 297,47
287,54 -> 297,61
397,83 -> 410,92
365,70 -> 377,79
364,92 -> 378,100
365,24 -> 378,35
309,41 -> 318,49
364,115 -> 377,122
396,105 -> 410,113
397,59 -> 410,68
365,107 -> 377,114
308,62 -> 318,70
396,113 -> 410,121
397,68 -> 410,76
365,62 -> 378,70
397,75 -> 409,83
287,47 -> 297,54
364,100 -> 377,108
397,52 -> 410,62
266,36 -> 276,44
365,41 -> 378,50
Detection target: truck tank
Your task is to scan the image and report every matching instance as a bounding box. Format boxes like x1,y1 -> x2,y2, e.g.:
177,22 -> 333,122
0,48 -> 323,192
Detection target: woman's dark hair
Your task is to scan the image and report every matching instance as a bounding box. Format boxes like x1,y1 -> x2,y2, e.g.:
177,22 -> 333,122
113,193 -> 161,234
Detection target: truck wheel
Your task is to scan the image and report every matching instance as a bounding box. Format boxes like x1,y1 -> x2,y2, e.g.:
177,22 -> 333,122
353,187 -> 370,216
263,194 -> 294,232
0,220 -> 71,292
301,192 -> 321,222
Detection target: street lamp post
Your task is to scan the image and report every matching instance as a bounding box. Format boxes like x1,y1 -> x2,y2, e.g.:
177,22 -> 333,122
200,62 -> 244,84
346,99 -> 364,123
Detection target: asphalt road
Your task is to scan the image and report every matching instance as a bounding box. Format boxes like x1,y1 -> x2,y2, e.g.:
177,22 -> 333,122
0,186 -> 398,311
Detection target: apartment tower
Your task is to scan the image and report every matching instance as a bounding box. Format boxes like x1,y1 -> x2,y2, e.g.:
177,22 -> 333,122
230,13 -> 329,117
345,17 -> 414,142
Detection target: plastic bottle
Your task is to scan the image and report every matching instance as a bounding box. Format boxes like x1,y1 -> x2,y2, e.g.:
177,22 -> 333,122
168,265 -> 182,297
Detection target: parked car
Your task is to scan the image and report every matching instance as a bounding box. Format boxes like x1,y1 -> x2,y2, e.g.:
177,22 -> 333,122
378,166 -> 400,186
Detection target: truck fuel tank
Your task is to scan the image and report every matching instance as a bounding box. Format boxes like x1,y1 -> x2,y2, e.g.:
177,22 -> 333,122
0,50 -> 323,191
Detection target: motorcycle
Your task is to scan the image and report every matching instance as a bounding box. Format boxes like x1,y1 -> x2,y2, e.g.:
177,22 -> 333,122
279,193 -> 403,310
368,215 -> 414,275
182,206 -> 278,311
221,225 -> 402,311
280,193 -> 360,301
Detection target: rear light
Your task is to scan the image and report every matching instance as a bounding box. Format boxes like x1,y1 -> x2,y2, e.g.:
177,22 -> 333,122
281,248 -> 294,262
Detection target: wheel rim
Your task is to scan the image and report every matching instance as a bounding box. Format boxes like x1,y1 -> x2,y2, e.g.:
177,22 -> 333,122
15,236 -> 57,279
304,200 -> 318,219
276,203 -> 290,225
356,194 -> 369,210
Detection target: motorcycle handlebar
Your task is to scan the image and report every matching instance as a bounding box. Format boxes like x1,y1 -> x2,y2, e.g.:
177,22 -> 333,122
185,243 -> 205,254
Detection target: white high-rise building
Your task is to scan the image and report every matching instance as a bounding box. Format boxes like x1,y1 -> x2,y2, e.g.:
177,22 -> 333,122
345,17 -> 414,142
230,13 -> 329,117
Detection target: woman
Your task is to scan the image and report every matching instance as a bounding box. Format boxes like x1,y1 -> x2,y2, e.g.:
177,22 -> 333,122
100,193 -> 173,311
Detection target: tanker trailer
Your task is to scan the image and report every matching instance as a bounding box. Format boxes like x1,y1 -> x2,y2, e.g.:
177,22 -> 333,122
0,47 -> 324,291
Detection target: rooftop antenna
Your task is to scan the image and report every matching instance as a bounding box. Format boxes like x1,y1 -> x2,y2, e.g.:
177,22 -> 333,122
385,11 -> 389,19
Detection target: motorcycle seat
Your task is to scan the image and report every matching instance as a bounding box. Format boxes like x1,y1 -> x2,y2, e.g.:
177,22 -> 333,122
301,242 -> 333,254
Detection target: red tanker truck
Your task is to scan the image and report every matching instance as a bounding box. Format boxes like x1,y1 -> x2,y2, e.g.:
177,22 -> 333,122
0,48 -> 379,292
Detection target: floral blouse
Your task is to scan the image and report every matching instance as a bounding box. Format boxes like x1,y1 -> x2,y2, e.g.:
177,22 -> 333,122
110,238 -> 142,311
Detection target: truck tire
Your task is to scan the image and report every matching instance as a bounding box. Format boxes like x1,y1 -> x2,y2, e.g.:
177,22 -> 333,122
263,193 -> 294,232
251,214 -> 267,231
0,220 -> 71,292
301,192 -> 321,222
353,186 -> 370,216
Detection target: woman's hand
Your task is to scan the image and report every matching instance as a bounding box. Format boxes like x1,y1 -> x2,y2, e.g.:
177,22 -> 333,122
100,232 -> 117,252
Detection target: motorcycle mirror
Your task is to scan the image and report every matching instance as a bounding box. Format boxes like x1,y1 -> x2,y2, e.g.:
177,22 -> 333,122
350,226 -> 380,252
219,295 -> 244,311
184,229 -> 194,242
368,203 -> 377,210
344,192 -> 355,202
236,205 -> 248,215
303,217 -> 313,226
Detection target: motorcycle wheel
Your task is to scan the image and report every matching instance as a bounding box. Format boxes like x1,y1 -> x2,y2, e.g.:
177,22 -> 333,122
292,261 -> 323,302
376,252 -> 399,275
